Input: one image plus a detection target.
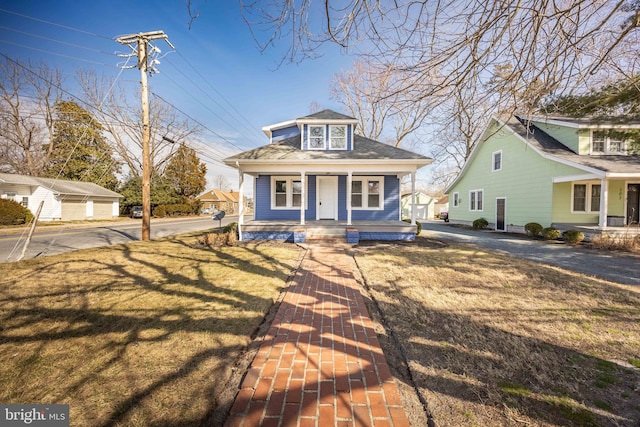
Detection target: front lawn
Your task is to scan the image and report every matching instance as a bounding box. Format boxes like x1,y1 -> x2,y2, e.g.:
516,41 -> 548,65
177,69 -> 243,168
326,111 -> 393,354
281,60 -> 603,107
0,235 -> 304,426
354,237 -> 640,426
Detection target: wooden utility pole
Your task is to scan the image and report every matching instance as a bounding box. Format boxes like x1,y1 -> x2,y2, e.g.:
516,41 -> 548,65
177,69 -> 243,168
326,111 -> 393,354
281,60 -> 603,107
116,31 -> 173,241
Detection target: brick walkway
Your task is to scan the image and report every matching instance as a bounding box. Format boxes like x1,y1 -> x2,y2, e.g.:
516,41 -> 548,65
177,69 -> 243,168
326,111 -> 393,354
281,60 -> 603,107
225,244 -> 411,427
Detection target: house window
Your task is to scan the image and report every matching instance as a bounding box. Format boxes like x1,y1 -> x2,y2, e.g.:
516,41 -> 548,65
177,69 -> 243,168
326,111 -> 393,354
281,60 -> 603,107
308,125 -> 325,150
351,177 -> 384,209
469,190 -> 483,211
453,192 -> 459,207
329,125 -> 347,149
591,130 -> 628,154
21,197 -> 28,208
272,177 -> 307,209
573,183 -> 601,213
492,151 -> 502,171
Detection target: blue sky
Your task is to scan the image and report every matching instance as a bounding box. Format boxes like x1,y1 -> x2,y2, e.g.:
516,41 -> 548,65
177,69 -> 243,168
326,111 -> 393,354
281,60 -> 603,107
0,0 -> 356,188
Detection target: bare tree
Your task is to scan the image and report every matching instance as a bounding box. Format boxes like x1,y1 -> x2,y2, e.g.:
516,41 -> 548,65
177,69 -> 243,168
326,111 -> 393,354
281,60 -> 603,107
77,69 -> 201,179
0,57 -> 63,175
212,174 -> 230,191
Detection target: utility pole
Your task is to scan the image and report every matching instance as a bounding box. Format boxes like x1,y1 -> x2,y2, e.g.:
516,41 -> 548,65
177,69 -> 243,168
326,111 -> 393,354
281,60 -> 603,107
116,31 -> 174,241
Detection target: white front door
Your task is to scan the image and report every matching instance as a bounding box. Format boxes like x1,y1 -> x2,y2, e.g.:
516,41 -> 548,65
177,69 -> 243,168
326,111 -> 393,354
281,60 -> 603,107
317,177 -> 338,220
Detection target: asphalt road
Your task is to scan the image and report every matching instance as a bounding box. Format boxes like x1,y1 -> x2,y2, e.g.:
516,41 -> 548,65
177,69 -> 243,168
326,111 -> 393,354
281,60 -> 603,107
1,215 -> 241,263
423,221 -> 640,286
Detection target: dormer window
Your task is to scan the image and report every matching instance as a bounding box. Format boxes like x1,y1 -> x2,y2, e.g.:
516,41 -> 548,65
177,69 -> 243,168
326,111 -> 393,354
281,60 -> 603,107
329,125 -> 347,150
308,125 -> 325,150
591,130 -> 628,154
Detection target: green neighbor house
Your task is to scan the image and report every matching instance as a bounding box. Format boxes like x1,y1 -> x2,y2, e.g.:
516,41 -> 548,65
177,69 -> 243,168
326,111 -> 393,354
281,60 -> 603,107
445,116 -> 640,236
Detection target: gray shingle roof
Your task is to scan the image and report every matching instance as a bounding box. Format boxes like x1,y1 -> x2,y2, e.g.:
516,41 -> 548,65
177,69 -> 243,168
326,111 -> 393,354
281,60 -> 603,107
510,117 -> 640,174
297,110 -> 356,121
0,173 -> 122,197
224,134 -> 431,163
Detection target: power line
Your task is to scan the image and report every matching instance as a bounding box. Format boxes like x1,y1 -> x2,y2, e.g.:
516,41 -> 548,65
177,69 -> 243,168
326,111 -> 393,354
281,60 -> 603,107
0,7 -> 113,40
0,25 -> 116,56
0,39 -> 115,66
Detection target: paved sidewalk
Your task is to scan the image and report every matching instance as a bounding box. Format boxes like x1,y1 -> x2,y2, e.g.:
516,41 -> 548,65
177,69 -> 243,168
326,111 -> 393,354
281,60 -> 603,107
225,244 -> 411,426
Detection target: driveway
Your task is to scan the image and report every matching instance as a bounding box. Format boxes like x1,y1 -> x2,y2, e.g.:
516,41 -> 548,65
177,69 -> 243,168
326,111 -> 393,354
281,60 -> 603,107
423,221 -> 639,286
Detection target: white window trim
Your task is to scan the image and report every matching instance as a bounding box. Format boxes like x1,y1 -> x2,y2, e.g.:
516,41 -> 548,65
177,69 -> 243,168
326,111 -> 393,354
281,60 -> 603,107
469,189 -> 484,212
571,182 -> 601,214
329,125 -> 347,150
351,176 -> 384,210
492,150 -> 503,172
307,125 -> 326,150
453,192 -> 459,207
590,130 -> 628,155
270,176 -> 309,210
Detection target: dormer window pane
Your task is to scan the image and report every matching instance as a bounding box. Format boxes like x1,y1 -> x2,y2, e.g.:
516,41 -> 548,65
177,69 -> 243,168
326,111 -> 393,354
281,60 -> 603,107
308,125 -> 325,149
592,131 -> 605,152
330,125 -> 347,149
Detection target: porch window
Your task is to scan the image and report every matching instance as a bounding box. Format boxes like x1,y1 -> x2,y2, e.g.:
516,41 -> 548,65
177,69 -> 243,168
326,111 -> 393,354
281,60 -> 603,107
271,177 -> 308,209
351,177 -> 384,209
329,125 -> 347,149
573,183 -> 601,213
469,190 -> 483,211
308,125 -> 325,150
453,192 -> 459,207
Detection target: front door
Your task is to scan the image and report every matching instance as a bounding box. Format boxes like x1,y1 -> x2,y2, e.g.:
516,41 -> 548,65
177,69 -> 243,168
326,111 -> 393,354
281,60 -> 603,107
628,184 -> 640,224
317,177 -> 338,220
496,198 -> 506,231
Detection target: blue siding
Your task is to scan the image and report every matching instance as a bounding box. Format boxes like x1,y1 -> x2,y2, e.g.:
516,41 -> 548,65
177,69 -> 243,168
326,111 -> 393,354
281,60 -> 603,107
272,125 -> 300,142
255,174 -> 400,221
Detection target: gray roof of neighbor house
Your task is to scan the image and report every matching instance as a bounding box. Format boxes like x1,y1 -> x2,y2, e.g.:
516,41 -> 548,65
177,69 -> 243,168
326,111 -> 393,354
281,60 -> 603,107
511,116 -> 640,174
0,173 -> 122,198
225,134 -> 431,163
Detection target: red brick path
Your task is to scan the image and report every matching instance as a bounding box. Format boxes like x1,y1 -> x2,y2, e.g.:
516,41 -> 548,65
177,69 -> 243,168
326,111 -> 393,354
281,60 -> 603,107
225,244 -> 410,426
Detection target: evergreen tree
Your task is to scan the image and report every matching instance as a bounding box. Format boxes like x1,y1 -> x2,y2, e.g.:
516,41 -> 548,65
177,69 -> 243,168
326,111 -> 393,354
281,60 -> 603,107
43,100 -> 120,190
163,144 -> 207,199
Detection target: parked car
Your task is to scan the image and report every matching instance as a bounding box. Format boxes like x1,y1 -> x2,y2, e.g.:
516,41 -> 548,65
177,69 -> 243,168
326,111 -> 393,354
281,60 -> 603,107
440,211 -> 449,222
130,206 -> 143,218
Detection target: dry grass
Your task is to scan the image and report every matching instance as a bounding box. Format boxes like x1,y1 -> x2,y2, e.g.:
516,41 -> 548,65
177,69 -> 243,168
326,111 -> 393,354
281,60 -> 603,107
0,234 -> 304,426
354,237 -> 640,427
592,232 -> 640,252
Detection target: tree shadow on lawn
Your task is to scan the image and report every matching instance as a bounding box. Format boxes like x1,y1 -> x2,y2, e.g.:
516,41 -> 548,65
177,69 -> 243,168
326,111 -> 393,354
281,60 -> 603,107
354,240 -> 640,427
0,239 -> 304,426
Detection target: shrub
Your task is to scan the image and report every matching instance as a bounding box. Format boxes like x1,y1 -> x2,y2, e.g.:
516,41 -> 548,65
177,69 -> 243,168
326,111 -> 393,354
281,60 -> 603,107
524,222 -> 543,238
0,199 -> 34,225
472,217 -> 489,230
591,233 -> 640,251
153,203 -> 192,218
541,227 -> 561,240
562,229 -> 585,244
402,218 -> 422,235
153,205 -> 166,218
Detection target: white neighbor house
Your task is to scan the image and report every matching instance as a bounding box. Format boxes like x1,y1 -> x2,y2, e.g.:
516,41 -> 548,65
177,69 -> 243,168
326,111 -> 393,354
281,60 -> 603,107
0,173 -> 121,221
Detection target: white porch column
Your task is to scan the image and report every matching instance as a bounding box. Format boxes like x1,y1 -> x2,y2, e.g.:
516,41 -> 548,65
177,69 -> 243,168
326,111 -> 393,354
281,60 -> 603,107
598,177 -> 609,229
411,171 -> 416,225
347,172 -> 353,226
300,171 -> 306,225
238,167 -> 244,241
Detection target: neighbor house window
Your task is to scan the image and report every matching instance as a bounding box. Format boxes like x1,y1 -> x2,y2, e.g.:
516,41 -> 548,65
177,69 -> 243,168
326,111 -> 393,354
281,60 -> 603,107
453,192 -> 459,207
492,151 -> 502,171
329,125 -> 347,149
21,197 -> 28,208
308,125 -> 325,150
469,190 -> 483,211
272,177 -> 307,209
591,130 -> 628,154
351,177 -> 384,209
573,183 -> 601,213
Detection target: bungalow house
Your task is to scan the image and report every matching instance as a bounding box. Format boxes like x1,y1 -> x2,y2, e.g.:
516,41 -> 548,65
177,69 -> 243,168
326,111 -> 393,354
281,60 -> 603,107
445,116 -> 640,237
197,189 -> 246,214
401,191 -> 435,220
223,110 -> 433,242
0,172 -> 121,221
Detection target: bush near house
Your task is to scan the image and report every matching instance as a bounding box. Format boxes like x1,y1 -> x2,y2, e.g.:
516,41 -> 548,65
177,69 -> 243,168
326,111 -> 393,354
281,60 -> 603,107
0,199 -> 34,225
402,218 -> 423,235
562,229 -> 585,244
542,227 -> 561,240
472,217 -> 489,230
153,203 -> 193,218
524,222 -> 543,238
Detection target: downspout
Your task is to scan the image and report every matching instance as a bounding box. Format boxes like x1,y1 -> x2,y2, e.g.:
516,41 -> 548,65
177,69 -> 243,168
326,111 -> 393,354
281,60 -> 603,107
598,177 -> 609,230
